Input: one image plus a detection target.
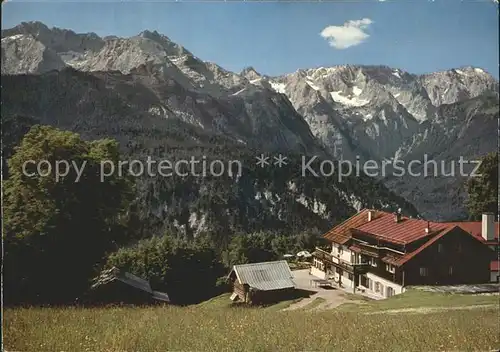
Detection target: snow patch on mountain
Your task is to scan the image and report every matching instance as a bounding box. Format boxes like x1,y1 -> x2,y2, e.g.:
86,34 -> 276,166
232,88 -> 246,96
270,81 -> 286,94
306,80 -> 320,91
330,91 -> 370,107
352,86 -> 363,96
1,34 -> 25,42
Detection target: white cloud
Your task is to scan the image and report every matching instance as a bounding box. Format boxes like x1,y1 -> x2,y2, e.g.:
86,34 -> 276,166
320,18 -> 373,50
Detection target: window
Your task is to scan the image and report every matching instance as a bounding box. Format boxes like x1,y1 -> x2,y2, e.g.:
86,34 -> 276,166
348,273 -> 353,281
438,244 -> 444,253
386,264 -> 396,273
374,282 -> 380,293
419,267 -> 428,277
448,266 -> 453,275
387,286 -> 395,297
315,260 -> 325,271
370,258 -> 377,267
338,245 -> 343,254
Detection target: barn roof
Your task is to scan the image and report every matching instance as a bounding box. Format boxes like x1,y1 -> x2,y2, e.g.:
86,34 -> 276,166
91,267 -> 170,302
92,267 -> 152,291
229,260 -> 295,291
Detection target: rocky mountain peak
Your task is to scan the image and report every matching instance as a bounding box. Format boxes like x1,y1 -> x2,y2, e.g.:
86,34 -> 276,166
241,66 -> 262,81
1,21 -> 498,222
138,29 -> 168,42
4,21 -> 50,34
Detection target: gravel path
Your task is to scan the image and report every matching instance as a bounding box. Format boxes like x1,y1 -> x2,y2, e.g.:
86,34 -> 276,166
283,269 -> 365,311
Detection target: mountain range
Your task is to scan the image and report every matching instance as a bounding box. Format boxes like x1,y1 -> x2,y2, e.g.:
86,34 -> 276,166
2,21 -> 498,226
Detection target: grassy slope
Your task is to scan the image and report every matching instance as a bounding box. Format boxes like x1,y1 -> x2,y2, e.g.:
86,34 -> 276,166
5,291 -> 500,352
195,293 -> 304,311
299,297 -> 326,310
338,289 -> 500,312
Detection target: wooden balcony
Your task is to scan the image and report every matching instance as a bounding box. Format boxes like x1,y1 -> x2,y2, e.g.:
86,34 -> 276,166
312,247 -> 370,274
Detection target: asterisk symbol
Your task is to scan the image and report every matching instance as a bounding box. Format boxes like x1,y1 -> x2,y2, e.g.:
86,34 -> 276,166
256,154 -> 270,168
273,154 -> 288,167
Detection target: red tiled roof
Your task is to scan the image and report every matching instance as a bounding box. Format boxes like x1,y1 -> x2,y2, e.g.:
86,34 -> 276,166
491,261 -> 500,272
322,209 -> 499,269
442,222 -> 499,244
323,209 -> 383,244
355,212 -> 450,245
332,210 -> 499,246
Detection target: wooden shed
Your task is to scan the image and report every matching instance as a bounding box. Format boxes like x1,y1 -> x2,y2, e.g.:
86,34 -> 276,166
227,260 -> 296,305
88,267 -> 170,305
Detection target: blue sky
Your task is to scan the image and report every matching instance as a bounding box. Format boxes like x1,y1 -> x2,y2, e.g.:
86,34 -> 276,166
2,1 -> 499,78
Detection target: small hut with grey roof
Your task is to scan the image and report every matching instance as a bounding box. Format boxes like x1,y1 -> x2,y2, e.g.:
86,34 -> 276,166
227,260 -> 296,305
88,267 -> 170,305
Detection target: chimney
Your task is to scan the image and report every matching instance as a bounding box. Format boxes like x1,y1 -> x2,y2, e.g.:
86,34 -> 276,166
482,213 -> 495,241
394,208 -> 402,223
425,221 -> 430,234
368,210 -> 373,222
